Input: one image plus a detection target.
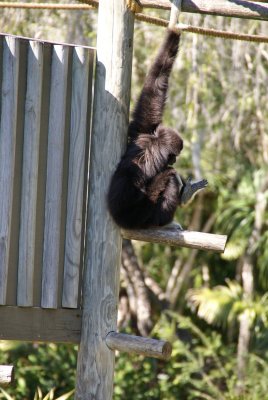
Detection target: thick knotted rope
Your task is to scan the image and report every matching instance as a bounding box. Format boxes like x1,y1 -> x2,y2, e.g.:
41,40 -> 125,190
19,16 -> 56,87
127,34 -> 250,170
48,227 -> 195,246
169,0 -> 182,29
135,12 -> 268,43
126,0 -> 143,13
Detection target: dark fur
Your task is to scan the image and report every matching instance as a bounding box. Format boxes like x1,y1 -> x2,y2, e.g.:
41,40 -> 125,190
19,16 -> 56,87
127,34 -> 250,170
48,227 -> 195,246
108,29 -> 184,229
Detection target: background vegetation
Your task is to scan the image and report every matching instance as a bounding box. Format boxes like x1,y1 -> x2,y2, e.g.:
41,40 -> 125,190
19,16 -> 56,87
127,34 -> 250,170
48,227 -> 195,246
1,3 -> 268,399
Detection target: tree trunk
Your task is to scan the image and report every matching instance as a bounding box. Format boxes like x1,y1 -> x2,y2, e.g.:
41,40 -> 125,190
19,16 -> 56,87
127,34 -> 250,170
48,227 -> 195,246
236,176 -> 268,393
121,239 -> 153,336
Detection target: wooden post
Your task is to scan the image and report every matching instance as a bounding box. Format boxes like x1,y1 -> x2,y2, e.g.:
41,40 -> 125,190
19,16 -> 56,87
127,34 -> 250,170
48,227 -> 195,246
0,365 -> 14,386
75,1 -> 134,399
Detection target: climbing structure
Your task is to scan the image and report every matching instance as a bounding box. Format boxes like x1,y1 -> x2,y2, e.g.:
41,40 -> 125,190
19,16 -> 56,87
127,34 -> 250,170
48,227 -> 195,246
1,0 -> 267,398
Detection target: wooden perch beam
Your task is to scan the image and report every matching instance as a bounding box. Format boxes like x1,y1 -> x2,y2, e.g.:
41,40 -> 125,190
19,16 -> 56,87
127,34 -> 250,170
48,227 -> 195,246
0,366 -> 14,386
122,223 -> 227,253
106,332 -> 172,360
139,0 -> 268,21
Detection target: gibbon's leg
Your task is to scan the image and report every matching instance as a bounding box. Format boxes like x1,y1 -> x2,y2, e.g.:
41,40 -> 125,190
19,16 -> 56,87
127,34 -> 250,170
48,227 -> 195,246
147,173 -> 208,226
146,169 -> 182,226
150,177 -> 208,226
147,169 -> 182,203
128,29 -> 181,138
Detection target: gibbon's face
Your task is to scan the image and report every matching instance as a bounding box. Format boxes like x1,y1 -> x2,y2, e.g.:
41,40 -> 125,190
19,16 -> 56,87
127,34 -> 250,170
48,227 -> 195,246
167,153 -> 177,165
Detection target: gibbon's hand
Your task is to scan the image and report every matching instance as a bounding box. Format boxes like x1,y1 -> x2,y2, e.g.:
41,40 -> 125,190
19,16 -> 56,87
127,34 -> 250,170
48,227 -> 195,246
180,177 -> 208,207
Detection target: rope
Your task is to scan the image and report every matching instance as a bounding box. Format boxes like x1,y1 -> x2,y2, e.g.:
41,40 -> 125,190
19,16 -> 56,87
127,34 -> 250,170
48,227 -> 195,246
0,0 -> 268,43
169,0 -> 182,29
135,13 -> 268,43
126,0 -> 143,13
76,0 -> 98,7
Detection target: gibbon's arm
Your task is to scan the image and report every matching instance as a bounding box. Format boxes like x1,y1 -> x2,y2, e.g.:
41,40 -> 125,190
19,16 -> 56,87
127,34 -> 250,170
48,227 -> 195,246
128,29 -> 181,139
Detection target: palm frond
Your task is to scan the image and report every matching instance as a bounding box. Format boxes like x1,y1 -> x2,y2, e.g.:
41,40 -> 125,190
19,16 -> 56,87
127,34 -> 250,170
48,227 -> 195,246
187,280 -> 243,328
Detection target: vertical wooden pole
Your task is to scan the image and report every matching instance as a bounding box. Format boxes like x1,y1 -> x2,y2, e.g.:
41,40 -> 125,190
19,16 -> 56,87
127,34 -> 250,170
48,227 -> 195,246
75,1 -> 134,399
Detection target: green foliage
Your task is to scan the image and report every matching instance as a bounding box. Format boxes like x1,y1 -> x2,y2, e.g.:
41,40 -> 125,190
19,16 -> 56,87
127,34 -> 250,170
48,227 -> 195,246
0,387 -> 74,400
0,343 -> 77,400
187,280 -> 243,330
114,313 -> 268,400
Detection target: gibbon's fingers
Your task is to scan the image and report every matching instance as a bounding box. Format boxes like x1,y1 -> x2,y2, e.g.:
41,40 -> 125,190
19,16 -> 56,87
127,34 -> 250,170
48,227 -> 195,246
180,178 -> 208,207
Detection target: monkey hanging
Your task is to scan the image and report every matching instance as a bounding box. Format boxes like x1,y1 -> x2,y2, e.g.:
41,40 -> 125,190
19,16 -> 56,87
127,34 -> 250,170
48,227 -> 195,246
107,29 -> 207,230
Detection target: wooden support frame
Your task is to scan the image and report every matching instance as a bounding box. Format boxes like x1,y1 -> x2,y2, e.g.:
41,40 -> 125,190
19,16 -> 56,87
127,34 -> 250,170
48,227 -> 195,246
140,0 -> 268,21
75,1 -> 135,399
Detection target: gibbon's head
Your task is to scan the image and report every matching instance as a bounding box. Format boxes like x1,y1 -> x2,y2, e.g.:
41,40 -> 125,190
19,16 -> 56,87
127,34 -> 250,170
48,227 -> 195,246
155,125 -> 183,165
134,125 -> 183,177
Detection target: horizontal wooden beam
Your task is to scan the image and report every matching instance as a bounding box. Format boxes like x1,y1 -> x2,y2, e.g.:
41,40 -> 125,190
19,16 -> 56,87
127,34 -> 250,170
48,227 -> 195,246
139,0 -> 268,21
2,0 -> 268,22
0,366 -> 14,386
0,2 -> 95,9
106,332 -> 172,360
0,306 -> 82,343
122,223 -> 227,253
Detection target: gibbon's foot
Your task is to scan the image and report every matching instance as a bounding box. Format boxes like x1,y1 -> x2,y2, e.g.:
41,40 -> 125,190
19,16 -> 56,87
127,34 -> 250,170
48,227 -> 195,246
163,221 -> 183,230
180,178 -> 208,207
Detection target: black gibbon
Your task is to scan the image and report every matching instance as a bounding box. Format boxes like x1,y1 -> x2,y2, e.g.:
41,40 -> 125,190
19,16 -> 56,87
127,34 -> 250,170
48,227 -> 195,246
107,29 -> 207,230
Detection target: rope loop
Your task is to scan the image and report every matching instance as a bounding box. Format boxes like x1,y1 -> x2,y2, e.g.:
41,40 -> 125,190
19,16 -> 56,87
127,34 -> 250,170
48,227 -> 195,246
126,0 -> 143,13
169,0 -> 182,30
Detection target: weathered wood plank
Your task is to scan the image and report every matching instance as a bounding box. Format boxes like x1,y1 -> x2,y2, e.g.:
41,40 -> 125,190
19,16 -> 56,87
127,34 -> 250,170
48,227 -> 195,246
42,45 -> 69,309
6,38 -> 27,306
122,223 -> 227,253
62,47 -> 94,309
106,332 -> 172,360
140,0 -> 268,21
57,47 -> 72,311
0,2 -> 96,9
32,44 -> 52,307
75,0 -> 135,399
0,37 -> 19,305
17,41 -> 44,307
0,365 -> 14,386
0,306 -> 81,343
